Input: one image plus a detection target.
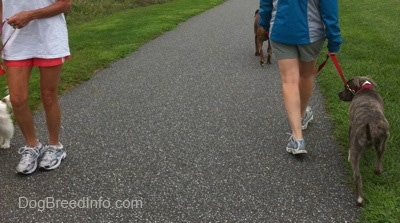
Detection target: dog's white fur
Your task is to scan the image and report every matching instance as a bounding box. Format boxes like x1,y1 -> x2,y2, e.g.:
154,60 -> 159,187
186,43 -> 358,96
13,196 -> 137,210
0,95 -> 14,149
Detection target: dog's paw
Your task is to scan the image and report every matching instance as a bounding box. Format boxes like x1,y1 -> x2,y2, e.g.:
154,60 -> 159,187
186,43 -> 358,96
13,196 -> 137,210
255,52 -> 260,56
260,60 -> 265,66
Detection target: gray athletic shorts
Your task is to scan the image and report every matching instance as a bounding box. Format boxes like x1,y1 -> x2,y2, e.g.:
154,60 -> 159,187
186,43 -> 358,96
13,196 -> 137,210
270,38 -> 325,62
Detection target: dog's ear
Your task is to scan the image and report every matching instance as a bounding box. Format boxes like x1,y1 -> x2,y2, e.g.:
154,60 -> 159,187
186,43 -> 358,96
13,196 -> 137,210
348,76 -> 375,88
358,76 -> 377,87
346,77 -> 359,89
1,95 -> 12,108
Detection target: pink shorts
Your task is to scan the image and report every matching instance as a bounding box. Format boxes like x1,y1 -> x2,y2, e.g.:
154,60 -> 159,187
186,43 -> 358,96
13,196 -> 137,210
4,56 -> 71,67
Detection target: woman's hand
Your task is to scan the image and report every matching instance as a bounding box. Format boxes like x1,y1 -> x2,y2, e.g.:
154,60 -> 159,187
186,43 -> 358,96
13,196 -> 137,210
6,0 -> 71,29
7,11 -> 33,29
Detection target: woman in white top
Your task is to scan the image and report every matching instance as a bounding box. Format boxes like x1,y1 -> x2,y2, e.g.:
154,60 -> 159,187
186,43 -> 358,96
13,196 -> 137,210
1,0 -> 71,175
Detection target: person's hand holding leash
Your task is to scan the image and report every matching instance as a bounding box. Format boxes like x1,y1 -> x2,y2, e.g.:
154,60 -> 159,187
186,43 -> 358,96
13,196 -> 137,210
7,11 -> 33,29
327,41 -> 340,54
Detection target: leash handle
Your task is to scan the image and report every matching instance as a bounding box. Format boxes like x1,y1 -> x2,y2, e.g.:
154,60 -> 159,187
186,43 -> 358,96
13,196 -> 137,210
1,21 -> 16,52
313,54 -> 330,75
314,52 -> 347,85
1,21 -> 17,76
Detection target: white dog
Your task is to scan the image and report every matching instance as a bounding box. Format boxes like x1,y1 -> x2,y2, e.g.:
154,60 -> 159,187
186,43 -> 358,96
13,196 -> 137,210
0,95 -> 14,149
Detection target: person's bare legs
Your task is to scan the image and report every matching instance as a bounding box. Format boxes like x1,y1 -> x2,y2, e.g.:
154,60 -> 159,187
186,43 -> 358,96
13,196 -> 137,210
6,66 -> 39,147
278,59 -> 317,140
277,58 -> 302,140
8,66 -> 45,174
38,65 -> 66,171
299,60 -> 317,117
39,65 -> 62,146
7,65 -> 62,146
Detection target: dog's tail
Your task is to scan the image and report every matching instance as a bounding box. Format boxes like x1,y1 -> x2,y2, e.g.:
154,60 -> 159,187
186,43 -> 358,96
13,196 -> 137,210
255,9 -> 259,17
366,123 -> 372,142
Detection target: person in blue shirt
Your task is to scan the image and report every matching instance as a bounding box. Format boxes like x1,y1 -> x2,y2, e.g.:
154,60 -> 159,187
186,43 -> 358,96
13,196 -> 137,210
259,0 -> 342,154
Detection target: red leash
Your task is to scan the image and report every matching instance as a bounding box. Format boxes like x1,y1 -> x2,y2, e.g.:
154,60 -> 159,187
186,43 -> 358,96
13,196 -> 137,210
0,21 -> 17,75
314,52 -> 355,95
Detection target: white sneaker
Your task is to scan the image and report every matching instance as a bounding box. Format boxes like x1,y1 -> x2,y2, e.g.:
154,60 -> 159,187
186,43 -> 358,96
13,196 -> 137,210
301,106 -> 314,130
16,142 -> 43,175
39,144 -> 66,170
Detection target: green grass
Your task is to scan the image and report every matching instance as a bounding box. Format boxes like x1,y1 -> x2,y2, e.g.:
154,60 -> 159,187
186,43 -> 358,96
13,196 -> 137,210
0,0 -> 225,109
66,0 -> 172,26
1,0 -> 399,221
316,0 -> 400,222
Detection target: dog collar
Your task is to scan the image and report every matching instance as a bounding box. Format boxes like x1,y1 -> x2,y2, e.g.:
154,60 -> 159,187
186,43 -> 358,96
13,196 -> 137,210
358,81 -> 374,92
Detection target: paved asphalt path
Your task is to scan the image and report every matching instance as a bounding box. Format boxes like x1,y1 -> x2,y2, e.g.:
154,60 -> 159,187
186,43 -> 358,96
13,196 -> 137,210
0,0 -> 360,222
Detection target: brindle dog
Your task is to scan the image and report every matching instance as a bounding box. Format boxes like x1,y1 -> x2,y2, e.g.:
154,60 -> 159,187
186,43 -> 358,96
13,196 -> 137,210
338,76 -> 389,206
254,9 -> 271,66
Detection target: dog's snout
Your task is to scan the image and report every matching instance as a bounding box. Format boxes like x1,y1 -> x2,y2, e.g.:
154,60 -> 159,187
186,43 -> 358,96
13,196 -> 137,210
338,91 -> 346,101
338,89 -> 353,102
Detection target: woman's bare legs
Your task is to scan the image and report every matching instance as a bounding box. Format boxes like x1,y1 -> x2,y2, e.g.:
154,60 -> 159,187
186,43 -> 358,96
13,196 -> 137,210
299,60 -> 317,117
278,59 -> 316,140
7,65 -> 62,146
39,65 -> 62,146
8,65 -> 63,174
278,59 -> 302,139
6,66 -> 39,147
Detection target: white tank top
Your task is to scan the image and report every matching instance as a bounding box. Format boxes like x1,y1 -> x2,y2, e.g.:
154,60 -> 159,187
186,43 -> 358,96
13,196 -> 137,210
1,0 -> 71,60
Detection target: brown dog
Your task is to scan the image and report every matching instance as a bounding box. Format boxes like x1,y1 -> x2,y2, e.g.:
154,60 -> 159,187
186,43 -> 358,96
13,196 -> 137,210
338,76 -> 389,206
254,9 -> 271,66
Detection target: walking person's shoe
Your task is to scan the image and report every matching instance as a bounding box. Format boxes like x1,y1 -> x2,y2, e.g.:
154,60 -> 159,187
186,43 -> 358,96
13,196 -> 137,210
286,135 -> 307,154
301,106 -> 313,130
39,143 -> 66,170
16,142 -> 43,175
